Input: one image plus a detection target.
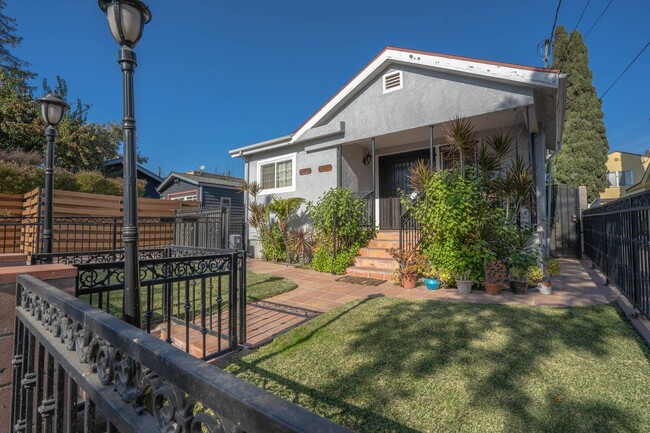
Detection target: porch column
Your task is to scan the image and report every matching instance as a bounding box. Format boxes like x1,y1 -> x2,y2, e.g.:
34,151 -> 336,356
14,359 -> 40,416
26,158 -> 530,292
514,108 -> 519,159
429,125 -> 434,170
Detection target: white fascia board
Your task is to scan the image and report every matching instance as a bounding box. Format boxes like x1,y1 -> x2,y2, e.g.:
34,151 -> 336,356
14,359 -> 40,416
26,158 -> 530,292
292,49 -> 562,143
229,135 -> 293,158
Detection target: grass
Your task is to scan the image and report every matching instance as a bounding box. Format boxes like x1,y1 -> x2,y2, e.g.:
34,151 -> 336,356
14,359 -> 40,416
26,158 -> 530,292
81,271 -> 297,321
225,297 -> 650,433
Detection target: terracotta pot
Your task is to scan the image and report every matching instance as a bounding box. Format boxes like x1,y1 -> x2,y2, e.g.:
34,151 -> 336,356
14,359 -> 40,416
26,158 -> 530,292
401,273 -> 418,289
484,282 -> 501,295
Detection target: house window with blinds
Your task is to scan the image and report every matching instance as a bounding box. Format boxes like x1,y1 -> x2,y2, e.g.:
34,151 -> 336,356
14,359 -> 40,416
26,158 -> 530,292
257,153 -> 296,194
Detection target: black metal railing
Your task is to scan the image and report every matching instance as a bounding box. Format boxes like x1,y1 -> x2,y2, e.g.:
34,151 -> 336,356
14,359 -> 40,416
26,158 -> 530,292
32,246 -> 247,360
11,274 -> 352,433
583,190 -> 650,319
354,190 -> 375,228
399,193 -> 423,251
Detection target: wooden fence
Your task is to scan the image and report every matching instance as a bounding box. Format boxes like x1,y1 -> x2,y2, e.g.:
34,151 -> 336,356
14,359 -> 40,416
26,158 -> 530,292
0,188 -> 199,255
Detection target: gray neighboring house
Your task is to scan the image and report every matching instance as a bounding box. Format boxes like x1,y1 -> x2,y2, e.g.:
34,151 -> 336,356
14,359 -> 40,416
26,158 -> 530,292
230,46 -> 567,261
157,171 -> 245,236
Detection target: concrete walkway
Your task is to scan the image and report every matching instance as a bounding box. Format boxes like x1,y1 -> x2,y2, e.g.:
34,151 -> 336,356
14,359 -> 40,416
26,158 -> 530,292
242,258 -> 619,347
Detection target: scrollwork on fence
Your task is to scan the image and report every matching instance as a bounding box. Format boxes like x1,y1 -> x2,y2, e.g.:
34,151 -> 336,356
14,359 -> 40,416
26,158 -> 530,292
16,284 -> 233,433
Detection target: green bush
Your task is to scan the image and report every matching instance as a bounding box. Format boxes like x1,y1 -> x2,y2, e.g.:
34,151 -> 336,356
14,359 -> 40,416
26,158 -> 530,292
260,223 -> 286,262
307,188 -> 376,274
74,171 -> 121,195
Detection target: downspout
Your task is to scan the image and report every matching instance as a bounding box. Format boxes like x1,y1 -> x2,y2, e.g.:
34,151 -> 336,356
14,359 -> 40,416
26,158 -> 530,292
429,125 -> 434,170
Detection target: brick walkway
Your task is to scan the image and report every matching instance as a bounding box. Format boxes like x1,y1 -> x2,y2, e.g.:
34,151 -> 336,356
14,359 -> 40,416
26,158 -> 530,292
242,258 -> 619,347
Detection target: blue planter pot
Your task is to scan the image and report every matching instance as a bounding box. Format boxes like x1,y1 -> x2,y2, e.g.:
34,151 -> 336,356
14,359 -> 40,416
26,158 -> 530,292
425,278 -> 440,290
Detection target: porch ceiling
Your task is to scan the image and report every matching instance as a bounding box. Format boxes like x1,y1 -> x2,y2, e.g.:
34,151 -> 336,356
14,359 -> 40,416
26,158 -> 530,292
350,107 -> 537,150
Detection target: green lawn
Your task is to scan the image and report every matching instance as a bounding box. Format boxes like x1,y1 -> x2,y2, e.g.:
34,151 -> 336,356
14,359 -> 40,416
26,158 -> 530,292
225,297 -> 650,433
81,271 -> 297,320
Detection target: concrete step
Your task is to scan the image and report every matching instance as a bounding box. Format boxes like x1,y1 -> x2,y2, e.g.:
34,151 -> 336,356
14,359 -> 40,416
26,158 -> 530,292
375,230 -> 400,241
0,253 -> 28,267
346,266 -> 394,281
354,256 -> 397,269
358,247 -> 393,258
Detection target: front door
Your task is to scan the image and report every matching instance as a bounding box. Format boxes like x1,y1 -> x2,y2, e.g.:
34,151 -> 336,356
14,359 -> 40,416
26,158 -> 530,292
378,149 -> 430,230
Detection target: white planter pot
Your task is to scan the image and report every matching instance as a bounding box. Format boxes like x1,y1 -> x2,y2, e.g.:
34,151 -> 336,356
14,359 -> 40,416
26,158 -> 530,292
457,280 -> 473,294
538,283 -> 552,295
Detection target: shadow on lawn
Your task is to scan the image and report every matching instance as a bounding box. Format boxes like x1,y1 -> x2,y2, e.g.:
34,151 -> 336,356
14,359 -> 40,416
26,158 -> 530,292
230,298 -> 647,432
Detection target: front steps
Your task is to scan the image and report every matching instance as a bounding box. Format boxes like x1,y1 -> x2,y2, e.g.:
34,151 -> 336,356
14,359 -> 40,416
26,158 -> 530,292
346,230 -> 399,280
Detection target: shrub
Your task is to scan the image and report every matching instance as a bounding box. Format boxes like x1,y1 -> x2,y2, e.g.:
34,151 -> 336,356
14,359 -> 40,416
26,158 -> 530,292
311,246 -> 358,275
74,171 -> 121,195
260,223 -> 286,262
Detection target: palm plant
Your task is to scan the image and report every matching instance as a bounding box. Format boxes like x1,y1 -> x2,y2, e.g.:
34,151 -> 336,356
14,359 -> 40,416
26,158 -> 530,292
407,159 -> 434,193
289,226 -> 315,264
444,117 -> 479,177
268,197 -> 305,265
496,157 -> 535,223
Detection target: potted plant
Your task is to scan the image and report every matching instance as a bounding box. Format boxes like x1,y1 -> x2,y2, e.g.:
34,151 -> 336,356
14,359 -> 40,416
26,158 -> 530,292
509,267 -> 529,294
424,268 -> 440,290
540,258 -> 562,295
527,265 -> 544,292
484,259 -> 507,295
507,248 -> 537,295
387,248 -> 428,289
455,271 -> 474,295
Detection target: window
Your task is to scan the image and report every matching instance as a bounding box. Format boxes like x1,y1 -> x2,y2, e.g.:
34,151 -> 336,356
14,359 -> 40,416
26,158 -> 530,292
608,171 -> 634,187
169,191 -> 198,201
257,153 -> 296,194
383,71 -> 403,93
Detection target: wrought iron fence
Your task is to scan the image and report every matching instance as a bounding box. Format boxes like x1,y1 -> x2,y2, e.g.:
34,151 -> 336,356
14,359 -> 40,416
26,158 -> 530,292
399,193 -> 423,252
583,190 -> 650,319
174,207 -> 230,249
11,274 -> 353,433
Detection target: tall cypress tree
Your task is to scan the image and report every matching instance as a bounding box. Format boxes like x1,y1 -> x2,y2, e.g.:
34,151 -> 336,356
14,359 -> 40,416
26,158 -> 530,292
552,25 -> 609,202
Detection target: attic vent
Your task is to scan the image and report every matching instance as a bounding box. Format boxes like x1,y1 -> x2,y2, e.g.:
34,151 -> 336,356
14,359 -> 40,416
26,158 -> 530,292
383,71 -> 403,93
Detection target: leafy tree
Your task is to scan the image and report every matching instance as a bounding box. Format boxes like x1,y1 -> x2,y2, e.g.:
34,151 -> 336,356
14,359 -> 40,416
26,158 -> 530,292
0,68 -> 43,153
0,0 -> 31,74
552,25 -> 609,202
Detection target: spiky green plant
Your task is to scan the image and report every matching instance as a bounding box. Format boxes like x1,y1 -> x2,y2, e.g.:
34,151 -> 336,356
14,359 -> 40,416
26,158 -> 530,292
268,197 -> 305,265
445,117 -> 479,177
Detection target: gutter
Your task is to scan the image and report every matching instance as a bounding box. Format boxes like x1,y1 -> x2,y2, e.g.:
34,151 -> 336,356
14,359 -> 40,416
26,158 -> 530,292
229,135 -> 293,158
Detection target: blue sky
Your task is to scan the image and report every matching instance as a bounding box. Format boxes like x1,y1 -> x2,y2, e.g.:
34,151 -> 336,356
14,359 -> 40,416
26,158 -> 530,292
6,0 -> 649,178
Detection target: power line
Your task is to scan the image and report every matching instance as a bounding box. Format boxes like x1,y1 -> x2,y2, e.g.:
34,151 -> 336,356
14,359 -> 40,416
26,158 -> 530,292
554,0 -> 592,65
584,0 -> 614,40
549,0 -> 563,42
599,41 -> 650,101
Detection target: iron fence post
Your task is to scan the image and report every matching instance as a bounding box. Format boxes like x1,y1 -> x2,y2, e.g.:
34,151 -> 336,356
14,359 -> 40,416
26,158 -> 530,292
229,252 -> 238,350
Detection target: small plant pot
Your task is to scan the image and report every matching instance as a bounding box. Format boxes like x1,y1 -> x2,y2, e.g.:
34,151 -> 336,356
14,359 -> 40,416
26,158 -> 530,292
456,280 -> 473,294
539,281 -> 552,295
425,278 -> 440,290
401,273 -> 418,289
510,280 -> 528,295
483,282 -> 501,296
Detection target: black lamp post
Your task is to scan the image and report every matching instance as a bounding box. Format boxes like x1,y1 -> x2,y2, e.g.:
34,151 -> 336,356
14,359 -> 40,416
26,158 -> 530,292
37,93 -> 69,259
98,0 -> 151,327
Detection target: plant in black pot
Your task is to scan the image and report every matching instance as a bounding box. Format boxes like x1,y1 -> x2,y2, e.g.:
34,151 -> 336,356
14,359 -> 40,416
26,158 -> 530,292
508,249 -> 537,295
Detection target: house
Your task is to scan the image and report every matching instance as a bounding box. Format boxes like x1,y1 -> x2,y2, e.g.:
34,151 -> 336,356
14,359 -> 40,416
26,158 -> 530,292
157,170 -> 245,236
104,157 -> 163,198
229,46 -> 567,276
600,151 -> 650,203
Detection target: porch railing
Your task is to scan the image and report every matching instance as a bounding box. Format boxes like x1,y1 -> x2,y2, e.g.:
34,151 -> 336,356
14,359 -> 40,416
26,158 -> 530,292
399,193 -> 423,252
11,274 -> 353,433
582,190 -> 650,319
34,246 -> 246,360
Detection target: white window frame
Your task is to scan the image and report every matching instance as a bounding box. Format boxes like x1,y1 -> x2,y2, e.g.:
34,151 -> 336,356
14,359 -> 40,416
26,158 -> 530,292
168,190 -> 198,201
383,70 -> 403,94
256,152 -> 297,195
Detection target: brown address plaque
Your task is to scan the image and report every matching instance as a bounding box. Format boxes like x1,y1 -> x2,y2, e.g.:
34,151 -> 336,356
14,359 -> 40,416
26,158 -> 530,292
299,168 -> 312,175
318,164 -> 332,173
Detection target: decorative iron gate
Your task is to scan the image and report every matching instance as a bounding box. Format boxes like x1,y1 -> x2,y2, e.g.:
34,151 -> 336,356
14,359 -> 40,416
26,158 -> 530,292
550,184 -> 582,258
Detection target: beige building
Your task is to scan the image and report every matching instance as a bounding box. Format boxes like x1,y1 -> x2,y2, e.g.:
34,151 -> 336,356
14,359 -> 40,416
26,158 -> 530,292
600,151 -> 650,203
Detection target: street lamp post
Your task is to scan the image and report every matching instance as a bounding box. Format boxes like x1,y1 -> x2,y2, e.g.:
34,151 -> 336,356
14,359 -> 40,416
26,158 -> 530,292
37,94 -> 69,260
98,0 -> 151,327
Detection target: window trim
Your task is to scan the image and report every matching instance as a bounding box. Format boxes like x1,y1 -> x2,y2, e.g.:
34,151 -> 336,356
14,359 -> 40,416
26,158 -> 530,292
382,70 -> 403,94
256,152 -> 297,195
167,189 -> 199,201
608,170 -> 635,187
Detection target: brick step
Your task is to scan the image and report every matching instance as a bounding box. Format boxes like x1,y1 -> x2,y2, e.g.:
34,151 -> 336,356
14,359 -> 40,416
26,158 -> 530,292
0,253 -> 28,267
354,256 -> 397,269
375,230 -> 400,241
346,266 -> 394,281
367,239 -> 399,249
358,247 -> 394,258
0,264 -> 77,291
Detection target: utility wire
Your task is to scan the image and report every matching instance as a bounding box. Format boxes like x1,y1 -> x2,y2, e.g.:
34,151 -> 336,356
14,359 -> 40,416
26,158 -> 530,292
599,41 -> 650,101
554,0 -> 592,64
549,0 -> 563,42
584,0 -> 614,40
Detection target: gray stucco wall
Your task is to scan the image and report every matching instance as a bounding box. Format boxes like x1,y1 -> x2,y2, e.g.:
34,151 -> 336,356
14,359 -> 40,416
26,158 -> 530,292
302,64 -> 534,152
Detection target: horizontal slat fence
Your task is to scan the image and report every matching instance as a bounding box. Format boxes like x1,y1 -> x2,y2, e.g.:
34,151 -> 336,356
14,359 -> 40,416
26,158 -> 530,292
0,188 -> 199,255
0,194 -> 25,252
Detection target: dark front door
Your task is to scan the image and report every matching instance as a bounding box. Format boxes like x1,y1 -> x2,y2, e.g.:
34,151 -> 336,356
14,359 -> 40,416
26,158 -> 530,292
550,184 -> 582,258
378,149 -> 430,230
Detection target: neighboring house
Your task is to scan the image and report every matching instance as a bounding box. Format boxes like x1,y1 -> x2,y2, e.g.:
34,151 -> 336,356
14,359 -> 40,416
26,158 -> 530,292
229,46 -> 567,276
104,158 -> 163,198
626,156 -> 650,195
600,151 -> 650,203
157,171 -> 245,236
